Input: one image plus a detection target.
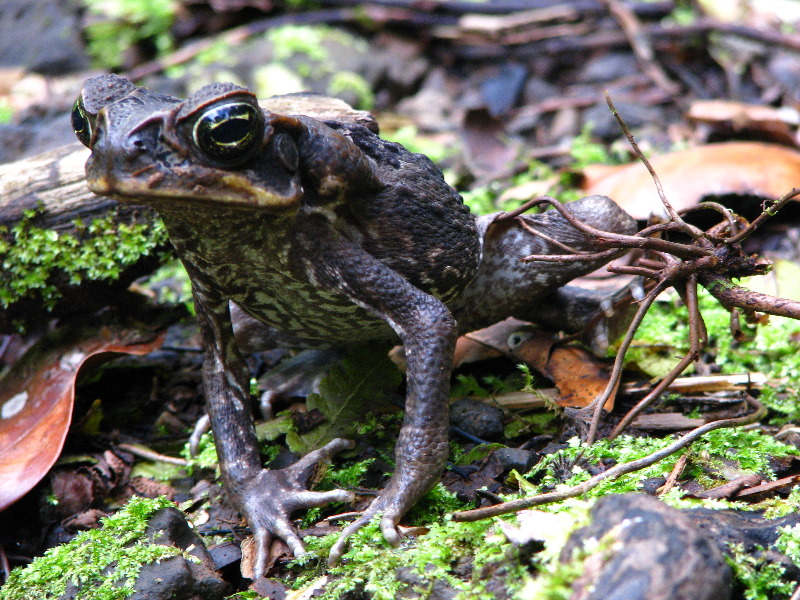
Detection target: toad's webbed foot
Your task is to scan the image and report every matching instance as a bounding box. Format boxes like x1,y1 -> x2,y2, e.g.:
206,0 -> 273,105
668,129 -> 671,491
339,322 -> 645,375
327,492 -> 406,566
327,446 -> 446,566
238,437 -> 356,576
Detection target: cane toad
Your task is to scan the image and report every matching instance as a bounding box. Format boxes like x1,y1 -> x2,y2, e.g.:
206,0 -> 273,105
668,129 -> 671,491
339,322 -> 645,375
73,74 -> 636,572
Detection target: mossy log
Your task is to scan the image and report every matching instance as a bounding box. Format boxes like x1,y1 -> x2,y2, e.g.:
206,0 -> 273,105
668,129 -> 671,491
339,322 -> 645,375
0,143 -> 167,332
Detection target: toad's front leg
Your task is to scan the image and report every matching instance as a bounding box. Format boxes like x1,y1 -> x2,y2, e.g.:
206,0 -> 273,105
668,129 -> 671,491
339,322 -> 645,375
289,214 -> 457,566
189,275 -> 355,577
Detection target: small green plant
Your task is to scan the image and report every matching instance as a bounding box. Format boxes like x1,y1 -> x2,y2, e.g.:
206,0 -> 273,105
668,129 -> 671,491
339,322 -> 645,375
284,345 -> 402,454
776,523 -> 800,566
0,210 -> 169,314
181,432 -> 218,472
143,259 -> 194,313
327,72 -> 374,110
0,496 -> 179,600
0,98 -> 13,124
268,25 -> 332,64
569,123 -> 617,168
261,25 -> 374,108
81,0 -> 178,69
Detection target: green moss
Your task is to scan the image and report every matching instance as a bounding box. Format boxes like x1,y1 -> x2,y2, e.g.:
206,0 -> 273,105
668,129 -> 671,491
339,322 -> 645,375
532,428 -> 797,498
0,496 -> 178,600
726,542 -> 794,600
0,209 -> 168,312
293,515 -> 526,600
384,125 -> 456,165
627,286 -> 800,422
80,0 -> 177,69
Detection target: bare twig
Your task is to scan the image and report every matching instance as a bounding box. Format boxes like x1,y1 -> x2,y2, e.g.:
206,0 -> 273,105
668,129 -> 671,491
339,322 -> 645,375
656,451 -> 690,495
506,196 -> 713,260
602,0 -> 680,95
679,201 -> 739,239
700,273 -> 800,320
725,188 -> 800,245
453,397 -> 765,522
117,443 -> 189,466
604,92 -> 705,240
584,276 -> 673,444
608,274 -> 708,439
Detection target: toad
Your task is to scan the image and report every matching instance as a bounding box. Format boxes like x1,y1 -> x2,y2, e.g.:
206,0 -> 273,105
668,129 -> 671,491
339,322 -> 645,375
72,74 -> 636,572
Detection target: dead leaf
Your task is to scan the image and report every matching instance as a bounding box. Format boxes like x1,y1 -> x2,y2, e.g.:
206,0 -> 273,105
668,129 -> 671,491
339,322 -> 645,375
456,318 -> 529,368
461,320 -> 614,409
461,107 -> 518,180
0,321 -> 165,511
509,329 -> 615,410
452,335 -> 503,369
687,100 -> 798,144
581,142 -> 800,219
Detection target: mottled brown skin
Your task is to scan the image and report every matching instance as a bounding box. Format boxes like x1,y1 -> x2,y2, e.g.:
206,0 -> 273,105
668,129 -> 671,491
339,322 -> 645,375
74,74 -> 636,572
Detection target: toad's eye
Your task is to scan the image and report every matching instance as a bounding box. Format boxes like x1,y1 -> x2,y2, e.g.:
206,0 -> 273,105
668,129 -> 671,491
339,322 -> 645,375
72,97 -> 93,147
193,101 -> 264,165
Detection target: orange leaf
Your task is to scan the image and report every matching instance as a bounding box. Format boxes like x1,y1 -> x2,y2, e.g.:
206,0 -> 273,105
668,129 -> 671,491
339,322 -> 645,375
581,142 -> 800,219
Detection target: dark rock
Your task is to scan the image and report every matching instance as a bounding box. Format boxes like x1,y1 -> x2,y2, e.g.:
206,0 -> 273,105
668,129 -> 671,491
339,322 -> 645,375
396,565 -> 459,600
0,113 -> 77,163
492,447 -> 534,473
60,507 -> 228,600
582,100 -> 663,139
639,477 -> 667,495
135,507 -> 228,599
480,63 -> 527,117
449,398 -> 504,440
562,494 -> 731,600
0,0 -> 89,73
579,52 -> 640,83
685,507 -> 800,559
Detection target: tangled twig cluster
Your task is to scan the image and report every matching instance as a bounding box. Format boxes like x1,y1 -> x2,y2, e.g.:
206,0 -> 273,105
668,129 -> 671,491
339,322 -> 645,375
453,94 -> 800,523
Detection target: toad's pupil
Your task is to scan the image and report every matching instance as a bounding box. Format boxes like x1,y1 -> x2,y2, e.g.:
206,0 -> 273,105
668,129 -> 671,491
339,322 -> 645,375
210,116 -> 250,145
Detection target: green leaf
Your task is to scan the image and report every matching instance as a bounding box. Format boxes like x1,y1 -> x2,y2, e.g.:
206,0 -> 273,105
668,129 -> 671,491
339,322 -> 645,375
285,344 -> 402,454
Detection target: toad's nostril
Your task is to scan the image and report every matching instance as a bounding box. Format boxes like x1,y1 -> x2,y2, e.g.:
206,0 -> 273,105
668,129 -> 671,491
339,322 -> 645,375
124,135 -> 147,157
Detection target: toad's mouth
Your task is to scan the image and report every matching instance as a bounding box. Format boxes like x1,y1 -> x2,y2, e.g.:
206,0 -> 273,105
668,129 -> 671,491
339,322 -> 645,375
85,157 -> 303,214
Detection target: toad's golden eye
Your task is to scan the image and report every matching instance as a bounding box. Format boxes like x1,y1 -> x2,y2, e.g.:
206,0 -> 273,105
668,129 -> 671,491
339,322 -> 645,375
72,97 -> 92,148
192,101 -> 264,165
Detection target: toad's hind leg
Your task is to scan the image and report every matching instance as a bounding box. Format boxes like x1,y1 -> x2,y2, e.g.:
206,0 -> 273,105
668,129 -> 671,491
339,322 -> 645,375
450,194 -> 638,334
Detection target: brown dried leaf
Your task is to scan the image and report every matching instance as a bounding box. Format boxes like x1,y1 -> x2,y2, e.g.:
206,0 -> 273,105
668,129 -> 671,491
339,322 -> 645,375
0,322 -> 164,511
461,107 -> 518,179
509,330 -> 615,410
581,142 -> 800,219
687,100 -> 798,144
